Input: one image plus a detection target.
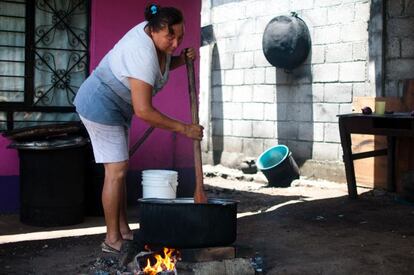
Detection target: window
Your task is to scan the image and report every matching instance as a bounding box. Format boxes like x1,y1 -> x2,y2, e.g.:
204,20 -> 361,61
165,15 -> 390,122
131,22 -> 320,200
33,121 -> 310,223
0,0 -> 89,131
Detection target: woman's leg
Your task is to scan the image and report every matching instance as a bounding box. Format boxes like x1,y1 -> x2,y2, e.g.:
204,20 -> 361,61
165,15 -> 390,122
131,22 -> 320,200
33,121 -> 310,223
119,179 -> 133,240
102,160 -> 129,250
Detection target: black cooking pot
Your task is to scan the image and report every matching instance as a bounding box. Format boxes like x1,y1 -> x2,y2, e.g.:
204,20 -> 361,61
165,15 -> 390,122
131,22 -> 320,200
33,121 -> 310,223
262,13 -> 311,70
138,198 -> 238,248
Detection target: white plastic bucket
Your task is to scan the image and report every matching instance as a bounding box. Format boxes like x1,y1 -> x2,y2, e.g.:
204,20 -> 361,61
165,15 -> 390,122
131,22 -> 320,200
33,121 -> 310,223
141,170 -> 178,199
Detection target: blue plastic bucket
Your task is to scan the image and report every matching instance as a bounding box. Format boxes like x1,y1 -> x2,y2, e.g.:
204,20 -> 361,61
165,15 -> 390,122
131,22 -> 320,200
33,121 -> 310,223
256,145 -> 299,187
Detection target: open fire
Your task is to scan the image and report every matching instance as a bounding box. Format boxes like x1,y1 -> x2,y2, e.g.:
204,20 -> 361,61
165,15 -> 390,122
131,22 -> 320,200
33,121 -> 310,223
136,247 -> 179,275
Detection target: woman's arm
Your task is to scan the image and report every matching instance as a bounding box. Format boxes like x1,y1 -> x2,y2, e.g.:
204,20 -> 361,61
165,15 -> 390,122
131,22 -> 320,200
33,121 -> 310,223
129,77 -> 203,140
170,48 -> 196,70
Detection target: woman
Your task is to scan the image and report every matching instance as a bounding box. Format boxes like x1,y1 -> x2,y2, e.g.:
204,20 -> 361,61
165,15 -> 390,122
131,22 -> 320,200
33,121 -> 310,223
74,3 -> 206,254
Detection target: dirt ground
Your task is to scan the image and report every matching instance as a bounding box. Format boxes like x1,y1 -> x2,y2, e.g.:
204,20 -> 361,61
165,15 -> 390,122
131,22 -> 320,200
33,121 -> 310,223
1,165 -> 414,274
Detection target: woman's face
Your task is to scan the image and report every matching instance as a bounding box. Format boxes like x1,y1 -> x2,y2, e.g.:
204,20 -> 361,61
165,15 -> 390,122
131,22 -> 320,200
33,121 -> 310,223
151,23 -> 184,54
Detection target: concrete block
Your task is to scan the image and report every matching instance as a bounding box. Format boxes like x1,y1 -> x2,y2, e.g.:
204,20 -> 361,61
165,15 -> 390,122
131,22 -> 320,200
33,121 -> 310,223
313,103 -> 339,122
387,18 -> 414,37
243,138 -> 264,157
264,138 -> 279,150
254,15 -> 275,34
312,83 -> 325,102
245,0 -> 267,18
402,37 -> 414,58
212,102 -> 224,119
276,103 -> 288,121
264,103 -> 276,121
266,0 -> 290,15
232,120 -> 252,137
275,85 -> 294,103
215,22 -> 237,38
254,50 -> 271,67
339,61 -> 366,82
314,25 -> 341,44
298,122 -> 324,142
224,69 -> 244,85
234,51 -> 254,69
211,4 -> 245,23
212,119 -> 232,136
326,43 -> 353,63
324,83 -> 353,103
311,45 -> 325,64
242,102 -> 264,120
388,0 -> 403,16
180,247 -> 235,263
405,0 -> 414,16
247,67 -> 266,85
287,103 -> 313,122
212,86 -> 232,102
327,4 -> 354,25
386,59 -> 414,80
213,52 -> 234,70
235,19 -> 255,35
177,258 -> 255,275
223,136 -> 242,152
387,37 -> 400,58
232,85 -> 252,102
212,70 -> 224,87
313,142 -> 340,161
244,34 -> 263,51
293,84 -> 313,103
287,140 -> 312,160
276,121 -> 298,140
252,85 -> 275,103
315,0 -> 342,7
324,122 -> 340,143
252,121 -> 275,138
341,22 -> 368,42
353,41 -> 368,61
313,63 -> 339,82
353,82 -> 372,97
265,67 -> 276,84
302,8 -> 328,27
223,102 -> 243,119
211,136 -> 223,150
339,103 -> 353,115
291,0 -> 314,10
224,37 -> 245,53
355,2 -> 370,22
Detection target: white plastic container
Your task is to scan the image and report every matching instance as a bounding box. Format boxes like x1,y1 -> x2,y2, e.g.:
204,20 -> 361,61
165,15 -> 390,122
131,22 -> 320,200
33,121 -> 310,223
141,170 -> 178,199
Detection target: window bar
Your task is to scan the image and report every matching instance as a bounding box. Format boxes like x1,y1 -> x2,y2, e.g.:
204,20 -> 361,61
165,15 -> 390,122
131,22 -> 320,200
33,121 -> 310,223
24,0 -> 35,106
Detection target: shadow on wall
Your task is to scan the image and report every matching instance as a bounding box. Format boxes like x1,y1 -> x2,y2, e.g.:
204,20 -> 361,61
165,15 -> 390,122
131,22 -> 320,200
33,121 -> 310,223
211,44 -> 223,164
275,56 -> 313,167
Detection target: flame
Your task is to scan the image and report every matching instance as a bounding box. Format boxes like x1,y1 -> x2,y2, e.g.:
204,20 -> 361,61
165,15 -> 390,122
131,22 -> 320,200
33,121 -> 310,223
143,247 -> 177,275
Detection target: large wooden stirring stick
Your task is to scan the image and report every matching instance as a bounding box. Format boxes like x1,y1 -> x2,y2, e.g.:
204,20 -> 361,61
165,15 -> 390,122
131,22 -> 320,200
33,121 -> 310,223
185,51 -> 208,203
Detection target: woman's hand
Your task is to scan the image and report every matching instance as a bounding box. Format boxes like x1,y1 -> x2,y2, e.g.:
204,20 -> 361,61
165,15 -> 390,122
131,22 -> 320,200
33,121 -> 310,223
183,123 -> 204,140
183,47 -> 196,61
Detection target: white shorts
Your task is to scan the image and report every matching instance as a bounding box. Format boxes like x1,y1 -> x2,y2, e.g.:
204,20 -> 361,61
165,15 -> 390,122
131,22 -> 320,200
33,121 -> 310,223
80,115 -> 129,163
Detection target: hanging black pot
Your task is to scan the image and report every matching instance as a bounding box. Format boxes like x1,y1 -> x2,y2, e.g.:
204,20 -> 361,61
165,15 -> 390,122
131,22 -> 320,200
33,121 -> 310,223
262,12 -> 311,70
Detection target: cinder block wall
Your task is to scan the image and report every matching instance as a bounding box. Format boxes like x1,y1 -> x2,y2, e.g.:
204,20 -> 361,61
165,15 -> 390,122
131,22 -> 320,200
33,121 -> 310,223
200,0 -> 414,181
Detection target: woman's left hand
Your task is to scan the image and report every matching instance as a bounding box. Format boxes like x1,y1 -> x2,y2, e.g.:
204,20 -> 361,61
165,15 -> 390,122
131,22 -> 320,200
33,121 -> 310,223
182,48 -> 196,62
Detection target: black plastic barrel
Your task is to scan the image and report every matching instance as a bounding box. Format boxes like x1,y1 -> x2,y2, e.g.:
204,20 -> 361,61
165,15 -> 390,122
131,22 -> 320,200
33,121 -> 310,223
10,136 -> 88,227
256,145 -> 300,187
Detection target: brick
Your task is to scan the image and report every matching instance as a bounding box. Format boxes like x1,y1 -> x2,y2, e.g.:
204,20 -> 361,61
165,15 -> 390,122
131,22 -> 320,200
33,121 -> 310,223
324,83 -> 353,103
253,121 -> 275,138
234,51 -> 254,69
339,61 -> 366,82
326,43 -> 353,63
223,102 -> 243,119
242,102 -> 264,120
232,120 -> 252,137
313,103 -> 339,122
232,85 -> 252,102
341,22 -> 368,42
252,85 -> 275,103
324,122 -> 340,143
224,69 -> 244,85
313,142 -> 340,160
313,64 -> 339,82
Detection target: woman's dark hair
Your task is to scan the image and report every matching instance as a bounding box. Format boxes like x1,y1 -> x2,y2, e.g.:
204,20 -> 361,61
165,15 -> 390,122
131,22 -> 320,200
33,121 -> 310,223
144,3 -> 183,34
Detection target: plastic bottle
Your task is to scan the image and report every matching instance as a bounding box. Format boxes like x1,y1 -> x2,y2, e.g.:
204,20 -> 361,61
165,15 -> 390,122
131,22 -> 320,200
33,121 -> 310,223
251,252 -> 264,274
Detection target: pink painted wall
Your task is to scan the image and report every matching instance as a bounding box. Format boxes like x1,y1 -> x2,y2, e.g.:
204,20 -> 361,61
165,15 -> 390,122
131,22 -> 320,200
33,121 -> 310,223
90,0 -> 201,170
0,0 -> 201,177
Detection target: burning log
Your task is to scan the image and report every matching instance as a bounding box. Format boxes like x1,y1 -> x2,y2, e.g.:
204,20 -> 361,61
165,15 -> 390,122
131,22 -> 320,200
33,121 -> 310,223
133,247 -> 179,275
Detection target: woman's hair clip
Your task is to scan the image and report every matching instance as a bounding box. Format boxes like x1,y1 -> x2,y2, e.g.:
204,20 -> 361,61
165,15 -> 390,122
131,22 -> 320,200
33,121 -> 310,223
150,5 -> 158,15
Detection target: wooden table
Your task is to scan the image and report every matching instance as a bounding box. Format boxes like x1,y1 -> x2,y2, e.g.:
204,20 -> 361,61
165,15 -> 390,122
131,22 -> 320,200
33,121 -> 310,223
338,113 -> 414,199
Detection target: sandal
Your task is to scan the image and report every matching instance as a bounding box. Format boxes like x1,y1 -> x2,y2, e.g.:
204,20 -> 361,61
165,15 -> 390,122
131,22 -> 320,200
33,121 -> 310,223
101,242 -> 122,254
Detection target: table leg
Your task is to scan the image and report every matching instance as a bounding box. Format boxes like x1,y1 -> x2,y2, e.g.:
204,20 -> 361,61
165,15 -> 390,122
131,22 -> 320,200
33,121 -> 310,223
387,136 -> 396,192
339,119 -> 358,199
